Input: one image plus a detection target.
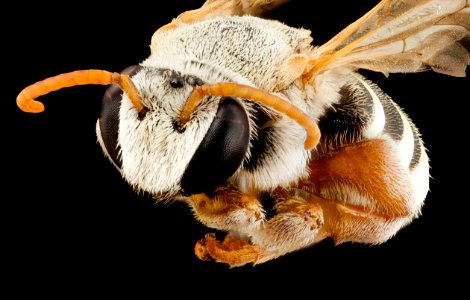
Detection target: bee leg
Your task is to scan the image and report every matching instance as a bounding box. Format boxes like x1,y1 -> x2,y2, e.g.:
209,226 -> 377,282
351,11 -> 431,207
194,195 -> 326,267
189,187 -> 267,267
323,201 -> 413,245
195,233 -> 260,267
187,186 -> 265,233
305,138 -> 421,244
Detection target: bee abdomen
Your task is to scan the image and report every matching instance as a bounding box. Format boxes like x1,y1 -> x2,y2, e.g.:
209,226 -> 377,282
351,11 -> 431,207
316,72 -> 430,212
318,73 -> 426,173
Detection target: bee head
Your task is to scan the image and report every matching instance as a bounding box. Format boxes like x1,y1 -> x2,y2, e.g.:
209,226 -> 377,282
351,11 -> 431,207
97,65 -> 251,197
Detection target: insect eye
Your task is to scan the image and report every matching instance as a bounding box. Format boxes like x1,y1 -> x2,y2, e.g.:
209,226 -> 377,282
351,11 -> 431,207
98,84 -> 123,168
97,65 -> 142,169
169,74 -> 185,88
181,97 -> 250,195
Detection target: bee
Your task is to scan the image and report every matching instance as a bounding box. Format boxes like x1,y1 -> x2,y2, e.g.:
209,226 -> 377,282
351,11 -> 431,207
17,0 -> 469,267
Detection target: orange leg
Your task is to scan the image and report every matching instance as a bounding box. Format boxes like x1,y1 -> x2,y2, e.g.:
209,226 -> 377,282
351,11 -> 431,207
187,185 -> 265,233
194,196 -> 325,267
303,139 -> 417,244
193,139 -> 417,267
195,234 -> 260,267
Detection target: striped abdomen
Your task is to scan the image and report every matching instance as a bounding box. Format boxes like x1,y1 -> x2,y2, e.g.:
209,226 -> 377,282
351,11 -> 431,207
306,72 -> 430,243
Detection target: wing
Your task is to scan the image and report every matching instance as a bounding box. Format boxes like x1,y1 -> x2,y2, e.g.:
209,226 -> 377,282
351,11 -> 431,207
151,0 -> 292,48
154,0 -> 291,32
305,0 -> 470,80
201,0 -> 291,16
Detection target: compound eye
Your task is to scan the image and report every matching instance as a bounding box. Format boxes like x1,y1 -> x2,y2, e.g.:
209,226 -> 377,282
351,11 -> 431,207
97,65 -> 142,169
181,97 -> 250,195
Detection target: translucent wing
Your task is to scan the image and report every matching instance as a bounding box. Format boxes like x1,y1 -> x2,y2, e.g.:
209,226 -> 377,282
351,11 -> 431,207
306,0 -> 470,80
151,0 -> 292,46
156,0 -> 290,31
201,0 -> 291,16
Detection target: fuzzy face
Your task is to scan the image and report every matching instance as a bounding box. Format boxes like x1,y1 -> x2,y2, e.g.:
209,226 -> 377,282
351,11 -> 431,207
119,67 -> 218,196
97,63 -> 309,199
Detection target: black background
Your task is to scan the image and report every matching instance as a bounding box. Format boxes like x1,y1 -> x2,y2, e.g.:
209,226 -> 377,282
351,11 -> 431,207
8,0 -> 468,296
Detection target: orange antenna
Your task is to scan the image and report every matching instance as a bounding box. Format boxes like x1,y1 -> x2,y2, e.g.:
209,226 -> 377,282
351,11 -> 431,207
17,69 -> 146,116
180,82 -> 320,150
